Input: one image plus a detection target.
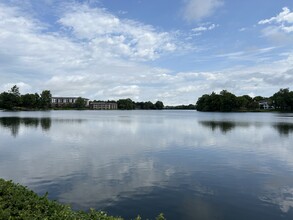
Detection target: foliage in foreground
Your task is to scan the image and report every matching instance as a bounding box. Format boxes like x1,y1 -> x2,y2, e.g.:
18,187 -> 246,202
0,178 -> 165,220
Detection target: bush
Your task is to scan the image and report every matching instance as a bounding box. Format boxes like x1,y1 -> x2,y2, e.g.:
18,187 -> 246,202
0,178 -> 165,220
0,178 -> 119,219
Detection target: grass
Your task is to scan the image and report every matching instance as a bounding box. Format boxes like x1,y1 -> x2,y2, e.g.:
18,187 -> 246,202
0,178 -> 165,220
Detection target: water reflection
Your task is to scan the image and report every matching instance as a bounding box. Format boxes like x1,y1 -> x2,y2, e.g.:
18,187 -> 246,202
0,117 -> 85,137
199,120 -> 293,137
199,121 -> 239,133
0,111 -> 293,220
259,187 -> 293,213
0,117 -> 52,136
273,123 -> 293,136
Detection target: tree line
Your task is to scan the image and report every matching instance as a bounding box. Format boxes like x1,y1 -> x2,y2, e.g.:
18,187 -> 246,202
91,99 -> 164,110
4,85 -> 291,112
0,85 -> 52,110
0,86 -> 89,110
196,88 -> 293,112
116,98 -> 164,110
165,104 -> 196,110
0,86 -> 165,110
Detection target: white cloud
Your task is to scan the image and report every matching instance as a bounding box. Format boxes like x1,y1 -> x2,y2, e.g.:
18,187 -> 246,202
107,85 -> 140,100
182,0 -> 224,22
0,2 -> 177,102
1,2 -> 293,106
192,23 -> 218,33
259,7 -> 293,25
214,47 -> 277,61
59,3 -> 176,61
259,7 -> 293,33
1,82 -> 32,94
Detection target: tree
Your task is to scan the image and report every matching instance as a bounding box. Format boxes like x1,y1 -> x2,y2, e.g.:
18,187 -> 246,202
144,101 -> 155,109
74,97 -> 86,109
0,92 -> 18,110
209,92 -> 221,111
237,95 -> 253,110
271,88 -> 292,111
196,94 -> 211,111
196,90 -> 239,112
39,90 -> 52,109
21,93 -> 39,108
253,96 -> 265,102
155,101 -> 164,110
117,98 -> 135,110
8,85 -> 21,107
0,85 -> 21,109
290,91 -> 293,111
219,90 -> 238,112
9,85 -> 20,97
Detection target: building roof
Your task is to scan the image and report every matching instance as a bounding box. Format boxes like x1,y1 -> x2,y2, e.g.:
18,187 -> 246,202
52,97 -> 89,100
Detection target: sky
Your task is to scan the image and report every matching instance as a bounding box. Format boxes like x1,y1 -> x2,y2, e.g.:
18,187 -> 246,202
0,0 -> 293,105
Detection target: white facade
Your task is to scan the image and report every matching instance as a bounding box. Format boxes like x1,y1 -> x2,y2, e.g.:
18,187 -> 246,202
90,102 -> 117,110
52,97 -> 90,106
258,101 -> 270,109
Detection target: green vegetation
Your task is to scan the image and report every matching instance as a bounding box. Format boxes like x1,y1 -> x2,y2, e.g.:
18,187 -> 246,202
196,88 -> 293,112
40,90 -> 52,109
271,88 -> 293,111
134,101 -> 164,110
196,90 -> 240,112
0,178 -> 165,220
165,104 -> 196,110
74,97 -> 87,109
0,86 -> 165,111
5,85 -> 292,112
154,101 -> 164,110
117,98 -> 135,110
116,99 -> 164,110
0,86 -> 52,110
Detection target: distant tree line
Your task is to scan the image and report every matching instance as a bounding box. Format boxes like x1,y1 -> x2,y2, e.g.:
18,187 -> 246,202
116,98 -> 164,110
165,104 -> 196,110
0,86 -> 89,110
196,88 -> 293,112
92,99 -> 164,110
0,86 -> 165,111
0,85 -> 52,110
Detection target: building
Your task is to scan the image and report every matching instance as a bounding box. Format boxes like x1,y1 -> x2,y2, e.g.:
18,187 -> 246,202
90,101 -> 117,110
258,99 -> 274,110
51,97 -> 90,107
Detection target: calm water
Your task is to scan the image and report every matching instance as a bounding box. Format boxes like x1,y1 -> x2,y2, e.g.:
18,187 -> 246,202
0,110 -> 293,220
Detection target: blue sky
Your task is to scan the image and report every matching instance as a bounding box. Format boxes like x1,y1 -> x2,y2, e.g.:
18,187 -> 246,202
0,0 -> 293,105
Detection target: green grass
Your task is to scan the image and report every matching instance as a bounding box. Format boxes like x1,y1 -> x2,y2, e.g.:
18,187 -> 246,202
0,178 -> 165,220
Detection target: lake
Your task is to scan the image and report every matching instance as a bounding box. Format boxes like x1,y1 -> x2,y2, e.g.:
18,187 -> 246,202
0,110 -> 293,220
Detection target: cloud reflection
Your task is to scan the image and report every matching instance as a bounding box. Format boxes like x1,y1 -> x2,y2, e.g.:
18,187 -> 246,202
260,187 -> 293,213
0,111 -> 293,219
